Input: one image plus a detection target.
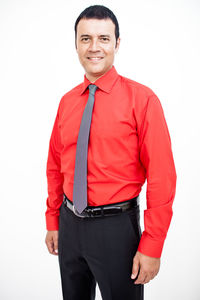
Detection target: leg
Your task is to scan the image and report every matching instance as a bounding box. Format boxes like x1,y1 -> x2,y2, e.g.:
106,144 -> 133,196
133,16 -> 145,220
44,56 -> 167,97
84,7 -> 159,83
82,206 -> 144,300
58,202 -> 96,300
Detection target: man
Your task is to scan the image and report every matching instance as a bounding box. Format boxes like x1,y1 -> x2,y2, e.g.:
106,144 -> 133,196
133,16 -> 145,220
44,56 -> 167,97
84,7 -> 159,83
45,5 -> 177,300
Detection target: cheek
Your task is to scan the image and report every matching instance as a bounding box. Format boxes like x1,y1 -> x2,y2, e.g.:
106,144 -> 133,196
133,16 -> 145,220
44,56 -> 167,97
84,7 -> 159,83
77,52 -> 87,64
104,46 -> 115,57
77,46 -> 87,57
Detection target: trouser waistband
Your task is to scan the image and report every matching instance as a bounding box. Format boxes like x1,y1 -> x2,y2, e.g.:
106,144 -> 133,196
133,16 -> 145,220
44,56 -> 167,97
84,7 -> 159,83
63,193 -> 140,218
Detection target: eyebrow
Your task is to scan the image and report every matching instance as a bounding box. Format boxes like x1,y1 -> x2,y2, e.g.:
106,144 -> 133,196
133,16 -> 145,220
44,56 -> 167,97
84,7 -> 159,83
99,35 -> 110,38
80,34 -> 111,38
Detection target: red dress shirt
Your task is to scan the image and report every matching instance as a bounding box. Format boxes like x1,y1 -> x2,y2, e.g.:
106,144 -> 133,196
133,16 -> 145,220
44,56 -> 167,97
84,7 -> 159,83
45,65 -> 177,258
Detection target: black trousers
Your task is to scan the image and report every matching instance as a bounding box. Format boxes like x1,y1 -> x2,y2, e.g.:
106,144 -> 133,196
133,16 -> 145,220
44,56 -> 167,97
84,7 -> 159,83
58,198 -> 144,300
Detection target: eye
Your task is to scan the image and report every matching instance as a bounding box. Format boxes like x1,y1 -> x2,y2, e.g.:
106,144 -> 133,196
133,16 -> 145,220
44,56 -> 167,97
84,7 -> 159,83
100,37 -> 109,42
81,37 -> 90,42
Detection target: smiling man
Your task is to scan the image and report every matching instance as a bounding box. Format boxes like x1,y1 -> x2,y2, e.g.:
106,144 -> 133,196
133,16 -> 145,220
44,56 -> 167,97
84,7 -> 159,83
45,5 -> 177,300
76,17 -> 119,81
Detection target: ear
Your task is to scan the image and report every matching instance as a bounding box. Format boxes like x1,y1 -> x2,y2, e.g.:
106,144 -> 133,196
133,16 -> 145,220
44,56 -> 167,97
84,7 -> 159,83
115,37 -> 121,53
75,33 -> 78,51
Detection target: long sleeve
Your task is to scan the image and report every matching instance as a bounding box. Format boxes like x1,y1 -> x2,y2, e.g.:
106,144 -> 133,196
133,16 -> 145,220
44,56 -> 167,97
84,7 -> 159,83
137,94 -> 177,258
45,104 -> 64,230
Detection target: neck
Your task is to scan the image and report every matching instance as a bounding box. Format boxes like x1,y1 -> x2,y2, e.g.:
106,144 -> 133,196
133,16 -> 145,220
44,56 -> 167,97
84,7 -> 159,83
86,66 -> 113,83
86,74 -> 103,83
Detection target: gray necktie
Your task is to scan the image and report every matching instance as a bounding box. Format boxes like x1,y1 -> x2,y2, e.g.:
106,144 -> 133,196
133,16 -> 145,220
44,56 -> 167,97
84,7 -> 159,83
73,84 -> 98,213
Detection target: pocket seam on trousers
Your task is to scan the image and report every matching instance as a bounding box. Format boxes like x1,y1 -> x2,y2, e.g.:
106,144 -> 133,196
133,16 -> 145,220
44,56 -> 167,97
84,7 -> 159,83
127,209 -> 141,242
58,203 -> 64,265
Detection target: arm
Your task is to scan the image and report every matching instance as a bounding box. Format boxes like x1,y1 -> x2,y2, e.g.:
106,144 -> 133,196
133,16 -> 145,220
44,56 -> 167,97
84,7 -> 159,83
131,93 -> 177,283
137,94 -> 177,257
45,104 -> 64,231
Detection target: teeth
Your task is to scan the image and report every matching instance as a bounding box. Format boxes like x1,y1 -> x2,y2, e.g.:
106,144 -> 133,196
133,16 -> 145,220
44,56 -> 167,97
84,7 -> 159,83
88,57 -> 102,60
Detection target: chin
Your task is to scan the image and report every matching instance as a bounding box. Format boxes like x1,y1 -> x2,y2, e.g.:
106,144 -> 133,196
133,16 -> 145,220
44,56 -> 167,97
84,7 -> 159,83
89,65 -> 107,75
90,65 -> 104,72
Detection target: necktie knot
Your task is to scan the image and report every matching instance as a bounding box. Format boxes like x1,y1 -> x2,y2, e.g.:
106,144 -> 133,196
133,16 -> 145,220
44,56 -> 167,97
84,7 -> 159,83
89,84 -> 98,95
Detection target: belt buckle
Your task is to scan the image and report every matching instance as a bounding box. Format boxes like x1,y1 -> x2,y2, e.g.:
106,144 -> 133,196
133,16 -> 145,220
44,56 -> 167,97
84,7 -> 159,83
86,207 -> 100,217
72,205 -> 87,218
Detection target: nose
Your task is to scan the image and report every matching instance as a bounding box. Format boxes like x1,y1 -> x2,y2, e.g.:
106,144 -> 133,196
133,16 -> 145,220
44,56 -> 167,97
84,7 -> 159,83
88,38 -> 100,52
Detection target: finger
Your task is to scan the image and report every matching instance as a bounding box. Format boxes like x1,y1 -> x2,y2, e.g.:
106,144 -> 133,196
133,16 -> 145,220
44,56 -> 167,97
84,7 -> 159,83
136,271 -> 156,284
151,271 -> 158,280
142,271 -> 156,284
131,257 -> 140,280
142,274 -> 151,284
154,269 -> 159,277
53,237 -> 58,255
134,270 -> 146,284
52,237 -> 59,255
52,249 -> 58,255
46,240 -> 54,254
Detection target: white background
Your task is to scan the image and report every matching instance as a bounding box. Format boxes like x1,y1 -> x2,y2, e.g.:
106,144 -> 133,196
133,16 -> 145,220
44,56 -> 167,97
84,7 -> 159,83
0,0 -> 200,299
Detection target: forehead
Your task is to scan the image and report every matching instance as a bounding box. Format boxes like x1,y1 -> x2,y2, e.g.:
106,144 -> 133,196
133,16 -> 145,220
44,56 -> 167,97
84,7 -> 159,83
76,18 -> 115,36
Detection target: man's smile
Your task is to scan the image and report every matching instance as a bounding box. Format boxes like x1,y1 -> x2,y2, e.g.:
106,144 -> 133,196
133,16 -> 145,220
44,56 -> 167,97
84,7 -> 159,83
87,56 -> 104,61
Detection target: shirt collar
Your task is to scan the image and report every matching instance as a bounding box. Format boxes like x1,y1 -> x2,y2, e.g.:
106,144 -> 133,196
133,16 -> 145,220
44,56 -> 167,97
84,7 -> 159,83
79,65 -> 119,95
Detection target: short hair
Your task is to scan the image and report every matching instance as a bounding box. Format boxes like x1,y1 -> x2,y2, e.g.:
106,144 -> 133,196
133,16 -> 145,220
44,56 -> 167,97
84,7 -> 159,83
74,5 -> 120,45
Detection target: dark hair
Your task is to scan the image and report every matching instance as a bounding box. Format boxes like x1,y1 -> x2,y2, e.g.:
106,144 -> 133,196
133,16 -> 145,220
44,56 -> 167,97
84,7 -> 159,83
74,5 -> 120,45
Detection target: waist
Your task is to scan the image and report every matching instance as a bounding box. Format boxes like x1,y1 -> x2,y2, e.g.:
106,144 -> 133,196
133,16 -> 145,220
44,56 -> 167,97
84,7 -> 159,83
62,177 -> 143,207
63,193 -> 140,218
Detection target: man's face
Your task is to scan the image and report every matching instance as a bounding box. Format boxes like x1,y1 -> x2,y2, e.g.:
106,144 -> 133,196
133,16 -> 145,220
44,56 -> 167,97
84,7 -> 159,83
76,18 -> 120,82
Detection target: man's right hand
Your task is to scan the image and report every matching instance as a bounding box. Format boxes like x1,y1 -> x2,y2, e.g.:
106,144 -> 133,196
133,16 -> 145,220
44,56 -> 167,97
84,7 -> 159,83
45,230 -> 59,255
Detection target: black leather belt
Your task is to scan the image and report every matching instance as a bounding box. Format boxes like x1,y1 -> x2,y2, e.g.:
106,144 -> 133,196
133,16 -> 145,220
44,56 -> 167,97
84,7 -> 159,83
63,193 -> 139,218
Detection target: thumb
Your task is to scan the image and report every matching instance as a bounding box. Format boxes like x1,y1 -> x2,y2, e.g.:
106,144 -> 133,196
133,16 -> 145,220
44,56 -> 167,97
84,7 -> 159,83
53,235 -> 59,254
131,256 -> 140,279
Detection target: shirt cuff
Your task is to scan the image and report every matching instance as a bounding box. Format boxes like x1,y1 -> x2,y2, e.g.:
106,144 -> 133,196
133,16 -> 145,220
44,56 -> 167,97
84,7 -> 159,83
46,215 -> 59,231
137,231 -> 165,258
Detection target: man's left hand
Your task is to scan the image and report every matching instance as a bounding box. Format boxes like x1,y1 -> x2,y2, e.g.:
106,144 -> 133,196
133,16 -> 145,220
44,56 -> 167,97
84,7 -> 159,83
131,251 -> 160,284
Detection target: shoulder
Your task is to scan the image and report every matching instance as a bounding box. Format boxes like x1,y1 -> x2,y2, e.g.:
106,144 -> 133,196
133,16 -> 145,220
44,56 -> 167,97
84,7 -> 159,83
61,82 -> 83,101
118,74 -> 162,115
120,74 -> 156,99
58,82 -> 83,110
